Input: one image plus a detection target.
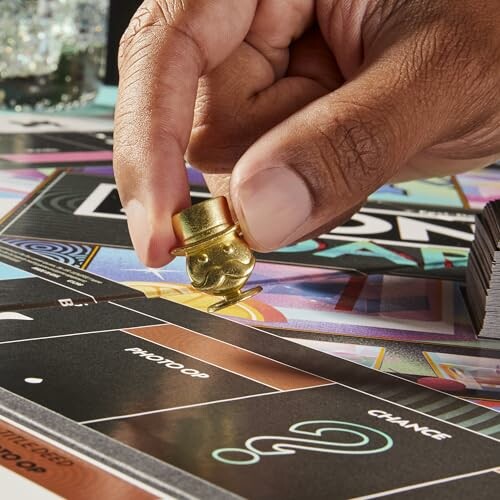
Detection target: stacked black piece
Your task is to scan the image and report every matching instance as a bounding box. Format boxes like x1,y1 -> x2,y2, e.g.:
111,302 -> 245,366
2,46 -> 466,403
466,199 -> 500,338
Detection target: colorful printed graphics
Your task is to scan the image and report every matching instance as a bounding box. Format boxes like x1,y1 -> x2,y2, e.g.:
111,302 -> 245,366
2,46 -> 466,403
259,205 -> 474,280
287,338 -> 385,369
0,131 -> 113,168
456,167 -> 500,210
1,127 -> 500,498
79,244 -> 474,342
0,170 -> 475,279
0,261 -> 34,281
0,168 -> 52,220
467,399 -> 500,411
1,237 -> 473,344
425,352 -> 500,393
369,177 -> 464,208
0,240 -> 141,311
1,237 -> 94,267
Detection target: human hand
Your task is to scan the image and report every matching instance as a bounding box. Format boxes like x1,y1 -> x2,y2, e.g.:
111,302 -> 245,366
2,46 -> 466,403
114,0 -> 500,267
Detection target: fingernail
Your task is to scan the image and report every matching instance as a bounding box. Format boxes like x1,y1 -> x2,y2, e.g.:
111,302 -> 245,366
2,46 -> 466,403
235,166 -> 312,250
124,199 -> 153,264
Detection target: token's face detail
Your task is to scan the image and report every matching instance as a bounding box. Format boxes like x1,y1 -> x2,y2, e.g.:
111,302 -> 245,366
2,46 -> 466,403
171,197 -> 262,313
186,232 -> 255,296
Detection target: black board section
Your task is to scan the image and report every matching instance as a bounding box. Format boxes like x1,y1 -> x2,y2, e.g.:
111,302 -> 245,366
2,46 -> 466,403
91,384 -> 500,500
0,240 -> 142,310
117,297 -> 500,439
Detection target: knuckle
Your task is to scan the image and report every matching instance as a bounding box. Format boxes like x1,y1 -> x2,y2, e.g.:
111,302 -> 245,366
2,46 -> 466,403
156,0 -> 206,71
118,2 -> 161,66
187,120 -> 248,174
161,0 -> 189,24
311,109 -> 393,203
187,83 -> 256,173
118,0 -> 202,73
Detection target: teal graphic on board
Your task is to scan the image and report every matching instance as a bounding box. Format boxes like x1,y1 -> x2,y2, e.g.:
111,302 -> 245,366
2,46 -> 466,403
212,420 -> 394,465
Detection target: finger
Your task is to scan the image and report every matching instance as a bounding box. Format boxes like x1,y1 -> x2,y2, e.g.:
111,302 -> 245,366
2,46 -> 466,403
245,0 -> 314,78
201,173 -> 363,249
203,173 -> 231,199
229,52 -> 450,252
194,25 -> 344,201
286,26 -> 344,90
187,0 -> 319,174
187,42 -> 330,174
114,0 -> 257,267
289,202 -> 365,245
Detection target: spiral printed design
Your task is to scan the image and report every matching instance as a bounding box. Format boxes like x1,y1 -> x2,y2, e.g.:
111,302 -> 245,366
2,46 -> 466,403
36,190 -> 85,214
1,238 -> 92,267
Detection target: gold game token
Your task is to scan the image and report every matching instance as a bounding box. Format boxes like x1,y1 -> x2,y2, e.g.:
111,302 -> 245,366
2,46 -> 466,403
171,197 -> 262,313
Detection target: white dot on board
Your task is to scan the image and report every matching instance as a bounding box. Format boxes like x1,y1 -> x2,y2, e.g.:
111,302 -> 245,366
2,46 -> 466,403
24,377 -> 43,384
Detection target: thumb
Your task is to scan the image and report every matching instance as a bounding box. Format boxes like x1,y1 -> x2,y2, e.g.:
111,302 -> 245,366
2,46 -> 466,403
230,58 -> 443,252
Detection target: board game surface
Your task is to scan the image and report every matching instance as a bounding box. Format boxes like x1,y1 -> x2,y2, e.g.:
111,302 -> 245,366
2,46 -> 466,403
0,113 -> 499,498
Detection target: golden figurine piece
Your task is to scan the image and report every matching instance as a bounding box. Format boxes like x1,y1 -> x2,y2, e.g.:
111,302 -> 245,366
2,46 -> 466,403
171,197 -> 262,313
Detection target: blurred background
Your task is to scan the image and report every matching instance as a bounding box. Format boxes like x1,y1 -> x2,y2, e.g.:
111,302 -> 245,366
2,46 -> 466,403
105,0 -> 142,85
0,0 -> 141,111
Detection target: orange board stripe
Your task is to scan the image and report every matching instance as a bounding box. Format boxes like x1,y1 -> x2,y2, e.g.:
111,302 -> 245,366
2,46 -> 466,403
124,325 -> 330,390
0,419 -> 156,499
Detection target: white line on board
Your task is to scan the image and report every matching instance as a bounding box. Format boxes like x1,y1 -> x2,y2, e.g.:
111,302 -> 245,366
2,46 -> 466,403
0,171 -> 68,234
319,233 -> 470,250
335,382 -> 500,443
0,415 -> 169,498
80,383 -> 336,425
34,275 -> 97,302
109,301 -> 333,384
123,329 -> 282,391
353,466 -> 500,499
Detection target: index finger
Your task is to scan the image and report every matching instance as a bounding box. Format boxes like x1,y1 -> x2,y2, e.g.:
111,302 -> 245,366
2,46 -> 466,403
114,0 -> 257,267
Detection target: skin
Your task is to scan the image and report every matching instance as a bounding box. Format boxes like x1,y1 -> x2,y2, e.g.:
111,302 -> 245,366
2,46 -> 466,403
114,0 -> 500,268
